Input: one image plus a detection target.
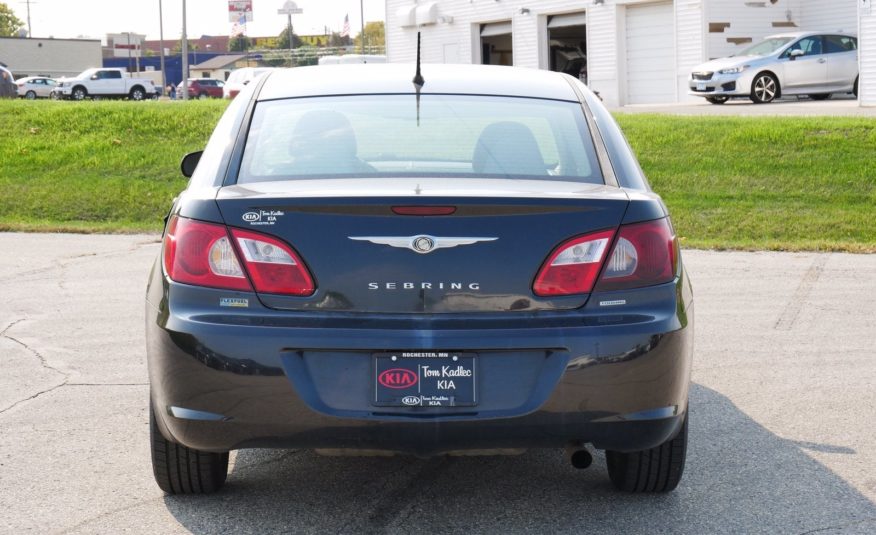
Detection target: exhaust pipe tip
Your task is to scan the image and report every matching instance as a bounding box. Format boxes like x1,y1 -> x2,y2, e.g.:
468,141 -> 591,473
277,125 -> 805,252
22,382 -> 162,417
564,443 -> 593,470
570,449 -> 593,469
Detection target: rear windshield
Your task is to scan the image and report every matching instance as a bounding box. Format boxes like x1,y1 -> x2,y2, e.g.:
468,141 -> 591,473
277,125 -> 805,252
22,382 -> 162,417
237,95 -> 603,184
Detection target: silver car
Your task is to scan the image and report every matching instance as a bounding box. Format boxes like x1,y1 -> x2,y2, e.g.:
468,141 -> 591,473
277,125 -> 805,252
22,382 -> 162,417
689,31 -> 858,104
15,76 -> 58,99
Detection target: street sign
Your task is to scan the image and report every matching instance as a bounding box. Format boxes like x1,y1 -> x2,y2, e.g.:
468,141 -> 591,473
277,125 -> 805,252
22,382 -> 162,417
278,1 -> 303,15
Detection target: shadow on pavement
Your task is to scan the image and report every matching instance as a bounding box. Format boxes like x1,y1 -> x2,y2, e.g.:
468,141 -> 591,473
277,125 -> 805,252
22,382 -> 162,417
163,384 -> 876,534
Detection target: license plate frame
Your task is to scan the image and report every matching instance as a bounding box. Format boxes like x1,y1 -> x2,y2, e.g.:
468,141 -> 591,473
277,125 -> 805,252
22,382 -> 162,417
696,82 -> 707,91
373,351 -> 477,408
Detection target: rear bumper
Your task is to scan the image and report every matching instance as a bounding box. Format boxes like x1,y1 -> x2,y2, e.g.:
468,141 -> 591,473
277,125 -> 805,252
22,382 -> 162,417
146,266 -> 693,456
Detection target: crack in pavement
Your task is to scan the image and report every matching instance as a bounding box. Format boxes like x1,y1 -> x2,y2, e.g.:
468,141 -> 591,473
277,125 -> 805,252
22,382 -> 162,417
798,517 -> 876,535
1,318 -> 71,415
775,255 -> 829,331
54,496 -> 166,535
0,240 -> 159,284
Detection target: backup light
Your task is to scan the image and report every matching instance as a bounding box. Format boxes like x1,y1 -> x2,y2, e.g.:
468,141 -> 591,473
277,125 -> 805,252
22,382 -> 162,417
533,230 -> 615,296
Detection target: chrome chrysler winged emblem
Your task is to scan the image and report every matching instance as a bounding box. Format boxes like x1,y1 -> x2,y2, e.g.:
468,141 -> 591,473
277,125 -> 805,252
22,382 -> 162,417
349,235 -> 497,254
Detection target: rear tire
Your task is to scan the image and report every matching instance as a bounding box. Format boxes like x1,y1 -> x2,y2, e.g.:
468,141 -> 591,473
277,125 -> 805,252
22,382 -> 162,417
853,77 -> 859,98
705,96 -> 729,105
809,93 -> 831,101
750,73 -> 778,103
25,90 -> 37,100
606,414 -> 688,493
130,87 -> 146,101
198,92 -> 208,100
150,403 -> 229,494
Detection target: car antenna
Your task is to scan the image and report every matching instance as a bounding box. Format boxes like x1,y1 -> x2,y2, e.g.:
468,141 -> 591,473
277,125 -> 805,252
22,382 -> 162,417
413,32 -> 425,126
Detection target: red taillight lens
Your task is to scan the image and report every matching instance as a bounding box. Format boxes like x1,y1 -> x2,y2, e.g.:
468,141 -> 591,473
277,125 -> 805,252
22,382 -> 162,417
163,216 -> 251,291
533,230 -> 616,297
594,218 -> 678,292
229,228 -> 315,296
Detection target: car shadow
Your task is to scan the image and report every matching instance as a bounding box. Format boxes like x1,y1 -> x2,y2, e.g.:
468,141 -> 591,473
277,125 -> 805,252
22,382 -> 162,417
163,384 -> 876,534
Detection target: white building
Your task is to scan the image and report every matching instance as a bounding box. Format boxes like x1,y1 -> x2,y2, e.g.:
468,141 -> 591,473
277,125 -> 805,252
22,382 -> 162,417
0,37 -> 102,78
386,0 -> 873,107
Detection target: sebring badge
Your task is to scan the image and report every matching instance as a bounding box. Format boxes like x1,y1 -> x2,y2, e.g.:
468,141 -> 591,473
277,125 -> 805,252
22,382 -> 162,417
349,235 -> 497,254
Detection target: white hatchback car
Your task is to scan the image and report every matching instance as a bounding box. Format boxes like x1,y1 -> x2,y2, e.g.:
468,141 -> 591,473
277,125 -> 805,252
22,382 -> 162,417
689,31 -> 858,104
16,76 -> 58,99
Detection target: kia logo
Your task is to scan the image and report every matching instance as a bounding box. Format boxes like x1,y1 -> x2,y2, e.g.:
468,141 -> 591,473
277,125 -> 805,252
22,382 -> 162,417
402,396 -> 420,406
242,211 -> 261,222
378,368 -> 418,389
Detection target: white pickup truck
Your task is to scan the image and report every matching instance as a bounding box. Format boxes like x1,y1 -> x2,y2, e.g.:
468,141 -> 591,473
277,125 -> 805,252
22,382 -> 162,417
52,68 -> 157,101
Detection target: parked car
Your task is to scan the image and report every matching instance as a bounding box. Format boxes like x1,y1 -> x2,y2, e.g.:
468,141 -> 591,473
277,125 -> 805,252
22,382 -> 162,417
15,76 -> 58,99
177,78 -> 225,99
689,31 -> 859,104
51,68 -> 157,101
0,65 -> 16,99
147,64 -> 693,495
223,67 -> 275,99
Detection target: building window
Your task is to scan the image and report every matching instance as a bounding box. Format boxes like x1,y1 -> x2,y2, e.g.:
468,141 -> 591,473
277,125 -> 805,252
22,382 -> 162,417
547,13 -> 587,84
480,22 -> 513,66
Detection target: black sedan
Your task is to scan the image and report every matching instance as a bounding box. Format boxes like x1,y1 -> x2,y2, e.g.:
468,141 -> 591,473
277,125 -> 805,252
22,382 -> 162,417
146,63 -> 693,494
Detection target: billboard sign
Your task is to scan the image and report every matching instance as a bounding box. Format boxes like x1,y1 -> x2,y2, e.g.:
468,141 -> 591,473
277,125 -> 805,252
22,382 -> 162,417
229,1 -> 253,23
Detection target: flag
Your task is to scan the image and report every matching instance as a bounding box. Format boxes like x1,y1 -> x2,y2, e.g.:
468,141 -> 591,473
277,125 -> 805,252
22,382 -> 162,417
231,14 -> 246,37
340,14 -> 350,37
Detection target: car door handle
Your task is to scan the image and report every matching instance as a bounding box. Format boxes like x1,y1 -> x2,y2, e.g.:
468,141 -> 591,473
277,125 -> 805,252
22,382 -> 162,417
818,58 -> 826,64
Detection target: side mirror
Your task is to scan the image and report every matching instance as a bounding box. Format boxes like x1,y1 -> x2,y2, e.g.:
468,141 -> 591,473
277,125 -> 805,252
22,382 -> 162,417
789,49 -> 805,60
90,75 -> 99,80
180,151 -> 203,178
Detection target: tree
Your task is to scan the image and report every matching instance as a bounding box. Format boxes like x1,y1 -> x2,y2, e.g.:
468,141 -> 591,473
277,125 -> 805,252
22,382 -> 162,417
354,21 -> 385,51
229,35 -> 251,52
277,26 -> 301,50
0,3 -> 25,37
171,39 -> 198,55
329,32 -> 351,48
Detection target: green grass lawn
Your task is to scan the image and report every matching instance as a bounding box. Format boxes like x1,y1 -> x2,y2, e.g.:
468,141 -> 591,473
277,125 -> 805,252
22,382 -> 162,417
0,100 -> 873,252
615,114 -> 876,252
0,100 -> 226,233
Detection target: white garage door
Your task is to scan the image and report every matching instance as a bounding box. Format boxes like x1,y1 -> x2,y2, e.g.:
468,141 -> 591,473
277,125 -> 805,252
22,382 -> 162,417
625,1 -> 675,104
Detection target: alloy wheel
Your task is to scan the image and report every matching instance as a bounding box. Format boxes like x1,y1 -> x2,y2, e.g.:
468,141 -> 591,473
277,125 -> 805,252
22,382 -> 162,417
753,75 -> 777,103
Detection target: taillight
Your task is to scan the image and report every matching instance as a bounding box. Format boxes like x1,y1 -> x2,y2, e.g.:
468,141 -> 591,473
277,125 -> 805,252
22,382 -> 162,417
229,228 -> 315,296
533,230 -> 615,296
162,216 -> 315,296
163,216 -> 250,291
594,218 -> 678,292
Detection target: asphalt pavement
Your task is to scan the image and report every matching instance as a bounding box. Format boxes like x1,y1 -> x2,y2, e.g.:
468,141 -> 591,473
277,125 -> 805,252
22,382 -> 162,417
1,233 -> 874,534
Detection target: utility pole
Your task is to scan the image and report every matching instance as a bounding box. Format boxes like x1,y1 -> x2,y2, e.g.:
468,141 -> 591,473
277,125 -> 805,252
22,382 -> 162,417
126,32 -> 132,73
277,2 -> 303,67
23,0 -> 34,37
360,0 -> 365,54
181,0 -> 188,100
159,0 -> 166,91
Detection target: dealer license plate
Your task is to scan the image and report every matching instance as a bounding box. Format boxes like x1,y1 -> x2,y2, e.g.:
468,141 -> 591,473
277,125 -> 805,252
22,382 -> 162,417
373,351 -> 477,407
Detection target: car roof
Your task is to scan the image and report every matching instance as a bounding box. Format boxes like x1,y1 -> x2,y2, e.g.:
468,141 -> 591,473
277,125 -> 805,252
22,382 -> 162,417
257,64 -> 580,102
766,30 -> 857,39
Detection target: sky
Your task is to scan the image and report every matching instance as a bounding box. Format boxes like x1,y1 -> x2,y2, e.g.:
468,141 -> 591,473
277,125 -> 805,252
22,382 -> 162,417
10,0 -> 386,42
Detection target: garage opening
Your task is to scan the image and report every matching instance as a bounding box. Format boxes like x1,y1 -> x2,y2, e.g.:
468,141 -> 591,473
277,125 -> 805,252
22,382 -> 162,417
481,22 -> 513,66
625,1 -> 675,104
547,12 -> 587,84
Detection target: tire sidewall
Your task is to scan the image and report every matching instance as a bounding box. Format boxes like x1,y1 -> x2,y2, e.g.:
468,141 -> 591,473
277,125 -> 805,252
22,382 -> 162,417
751,74 -> 778,104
